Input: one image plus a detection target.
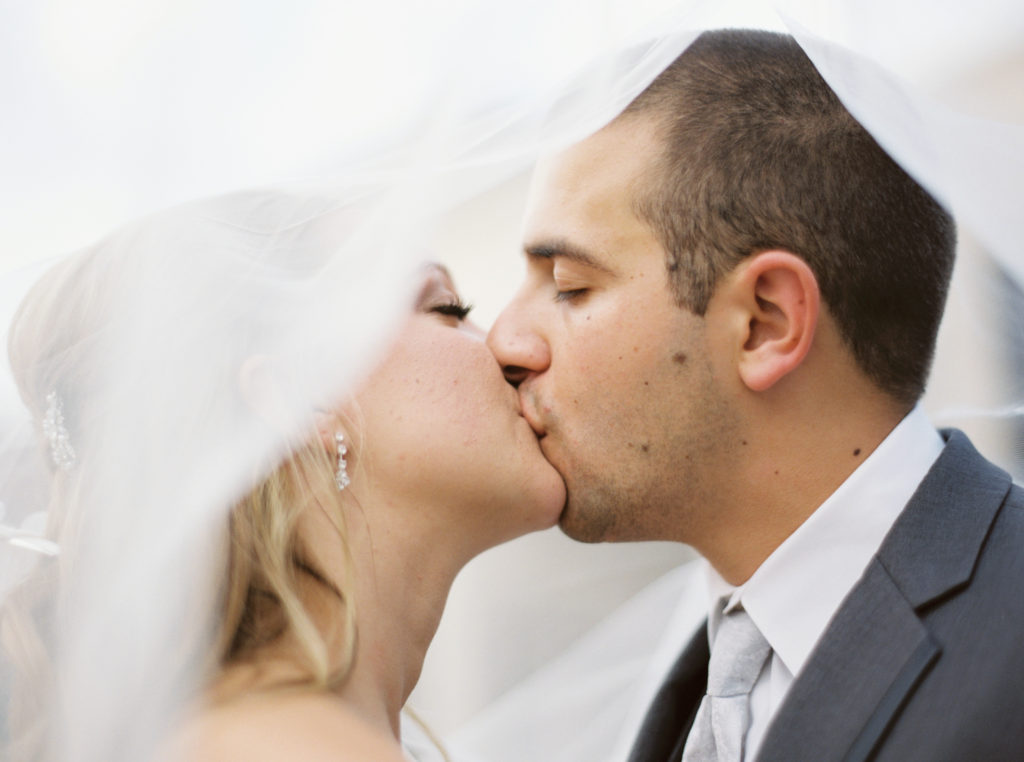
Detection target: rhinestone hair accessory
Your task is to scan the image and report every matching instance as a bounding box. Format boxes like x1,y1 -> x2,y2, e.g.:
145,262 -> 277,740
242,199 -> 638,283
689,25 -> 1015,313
335,431 -> 350,491
42,391 -> 76,471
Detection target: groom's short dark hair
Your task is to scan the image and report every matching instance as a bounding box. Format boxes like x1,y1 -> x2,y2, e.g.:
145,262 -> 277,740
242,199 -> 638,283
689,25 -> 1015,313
623,29 -> 955,406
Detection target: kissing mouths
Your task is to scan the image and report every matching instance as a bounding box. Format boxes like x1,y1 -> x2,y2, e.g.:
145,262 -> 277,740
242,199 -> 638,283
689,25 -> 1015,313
518,394 -> 547,439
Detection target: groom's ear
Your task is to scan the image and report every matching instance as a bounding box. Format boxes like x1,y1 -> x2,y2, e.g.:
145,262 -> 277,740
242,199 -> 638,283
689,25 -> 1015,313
723,251 -> 820,392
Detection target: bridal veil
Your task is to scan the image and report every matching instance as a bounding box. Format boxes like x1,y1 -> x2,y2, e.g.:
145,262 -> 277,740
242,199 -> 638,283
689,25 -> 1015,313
0,2 -> 1021,761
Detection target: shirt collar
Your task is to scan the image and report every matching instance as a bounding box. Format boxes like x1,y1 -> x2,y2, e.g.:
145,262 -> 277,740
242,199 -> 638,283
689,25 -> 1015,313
704,404 -> 944,678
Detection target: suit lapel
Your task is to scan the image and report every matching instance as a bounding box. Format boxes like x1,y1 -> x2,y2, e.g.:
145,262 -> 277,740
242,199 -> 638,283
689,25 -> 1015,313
627,621 -> 709,762
756,430 -> 1011,762
754,559 -> 940,762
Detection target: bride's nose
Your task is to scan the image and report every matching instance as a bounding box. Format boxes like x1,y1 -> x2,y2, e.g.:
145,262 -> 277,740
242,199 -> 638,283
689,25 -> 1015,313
486,300 -> 550,388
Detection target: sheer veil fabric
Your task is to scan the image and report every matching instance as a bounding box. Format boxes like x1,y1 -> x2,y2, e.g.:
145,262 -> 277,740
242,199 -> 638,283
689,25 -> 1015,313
0,3 -> 698,760
0,2 -> 1022,762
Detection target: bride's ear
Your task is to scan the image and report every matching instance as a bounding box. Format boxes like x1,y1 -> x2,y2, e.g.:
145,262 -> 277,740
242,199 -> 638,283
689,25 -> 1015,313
312,407 -> 348,454
240,354 -> 352,458
238,354 -> 296,433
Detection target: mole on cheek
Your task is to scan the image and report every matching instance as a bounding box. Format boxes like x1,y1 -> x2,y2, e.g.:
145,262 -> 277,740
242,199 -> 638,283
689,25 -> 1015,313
673,352 -> 687,365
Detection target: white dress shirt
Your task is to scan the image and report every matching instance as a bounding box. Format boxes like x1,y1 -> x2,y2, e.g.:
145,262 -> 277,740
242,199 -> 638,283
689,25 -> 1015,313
702,404 -> 945,760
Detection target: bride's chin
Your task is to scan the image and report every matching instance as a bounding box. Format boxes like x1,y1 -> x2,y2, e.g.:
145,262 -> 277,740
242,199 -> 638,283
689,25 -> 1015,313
527,444 -> 567,525
525,466 -> 568,531
491,427 -> 566,533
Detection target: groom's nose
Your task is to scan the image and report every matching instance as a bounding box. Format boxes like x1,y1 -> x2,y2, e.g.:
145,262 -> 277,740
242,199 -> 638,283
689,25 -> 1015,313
487,298 -> 551,388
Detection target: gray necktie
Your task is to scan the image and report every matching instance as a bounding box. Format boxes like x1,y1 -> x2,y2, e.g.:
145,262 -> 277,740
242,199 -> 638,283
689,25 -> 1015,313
681,604 -> 772,762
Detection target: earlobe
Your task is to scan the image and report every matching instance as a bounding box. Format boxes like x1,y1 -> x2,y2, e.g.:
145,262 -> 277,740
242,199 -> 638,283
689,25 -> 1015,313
735,251 -> 820,392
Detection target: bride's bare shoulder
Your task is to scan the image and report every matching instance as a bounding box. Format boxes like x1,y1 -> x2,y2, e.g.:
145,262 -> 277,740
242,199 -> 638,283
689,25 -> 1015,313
169,691 -> 407,762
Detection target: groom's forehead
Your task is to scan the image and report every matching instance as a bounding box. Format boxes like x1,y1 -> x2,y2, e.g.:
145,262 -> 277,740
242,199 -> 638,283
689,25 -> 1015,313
533,115 -> 663,190
524,123 -> 662,241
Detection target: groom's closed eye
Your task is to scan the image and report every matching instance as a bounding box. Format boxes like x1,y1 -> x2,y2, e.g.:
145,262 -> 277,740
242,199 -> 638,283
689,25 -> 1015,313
525,240 -> 614,304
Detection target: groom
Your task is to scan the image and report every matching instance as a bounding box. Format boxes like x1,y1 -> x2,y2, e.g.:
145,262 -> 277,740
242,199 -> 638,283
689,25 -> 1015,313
487,29 -> 1024,762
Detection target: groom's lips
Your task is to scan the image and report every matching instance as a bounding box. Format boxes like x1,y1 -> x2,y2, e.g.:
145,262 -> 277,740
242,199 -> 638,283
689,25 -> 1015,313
519,400 -> 546,439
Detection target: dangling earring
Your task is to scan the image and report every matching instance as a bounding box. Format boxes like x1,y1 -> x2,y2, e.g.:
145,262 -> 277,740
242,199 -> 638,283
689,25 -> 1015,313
335,431 -> 351,491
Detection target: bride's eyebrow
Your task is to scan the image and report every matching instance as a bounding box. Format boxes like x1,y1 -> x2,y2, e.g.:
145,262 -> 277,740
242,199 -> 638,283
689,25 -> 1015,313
419,262 -> 457,289
424,261 -> 454,280
524,239 -> 613,274
415,262 -> 458,304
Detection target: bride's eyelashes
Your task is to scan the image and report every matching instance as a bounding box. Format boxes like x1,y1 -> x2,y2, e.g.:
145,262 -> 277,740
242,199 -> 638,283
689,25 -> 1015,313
429,300 -> 473,320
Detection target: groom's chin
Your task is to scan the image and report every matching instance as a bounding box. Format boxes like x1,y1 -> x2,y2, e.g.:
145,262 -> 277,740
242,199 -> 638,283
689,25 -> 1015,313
557,498 -> 617,544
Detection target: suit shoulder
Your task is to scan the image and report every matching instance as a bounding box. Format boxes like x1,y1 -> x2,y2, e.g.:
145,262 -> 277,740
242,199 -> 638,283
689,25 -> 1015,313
1005,480 -> 1024,511
991,479 -> 1024,539
966,478 -> 1024,599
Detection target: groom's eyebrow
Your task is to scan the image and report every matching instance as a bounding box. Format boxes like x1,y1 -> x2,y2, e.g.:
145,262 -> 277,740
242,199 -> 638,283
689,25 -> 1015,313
524,239 -> 613,274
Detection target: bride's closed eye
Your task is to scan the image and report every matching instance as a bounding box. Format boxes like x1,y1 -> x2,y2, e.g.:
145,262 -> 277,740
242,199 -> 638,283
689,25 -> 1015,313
429,300 -> 473,320
416,263 -> 472,321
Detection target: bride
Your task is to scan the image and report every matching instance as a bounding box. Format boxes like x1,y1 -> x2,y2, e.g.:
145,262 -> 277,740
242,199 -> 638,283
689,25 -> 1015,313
0,189 -> 565,761
0,15 -> 699,757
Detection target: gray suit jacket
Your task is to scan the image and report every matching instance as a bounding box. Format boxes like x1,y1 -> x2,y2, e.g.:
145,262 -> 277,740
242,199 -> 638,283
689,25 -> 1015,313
629,429 -> 1024,762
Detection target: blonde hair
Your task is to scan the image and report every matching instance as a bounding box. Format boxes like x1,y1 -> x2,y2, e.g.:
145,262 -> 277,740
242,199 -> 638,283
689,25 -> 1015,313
218,441 -> 358,686
2,231 -> 360,758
